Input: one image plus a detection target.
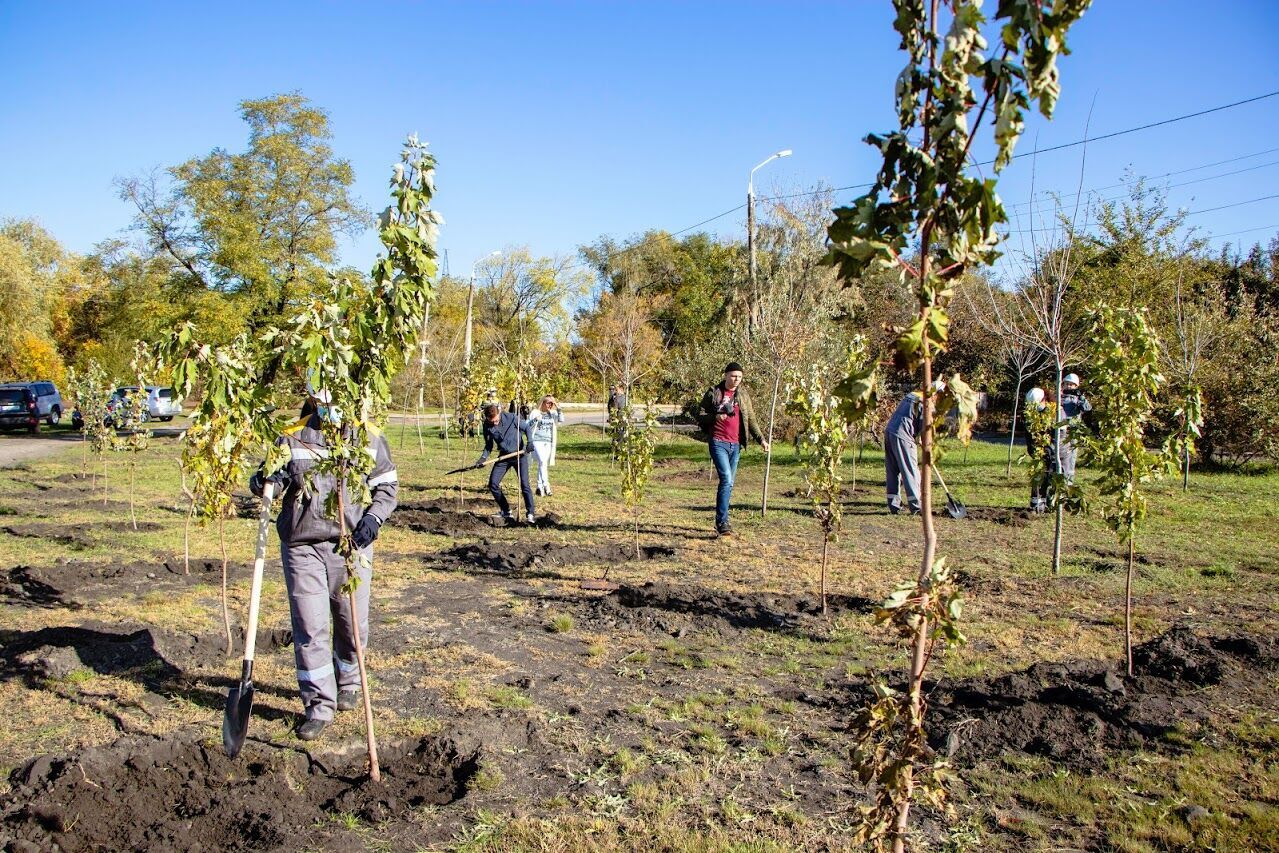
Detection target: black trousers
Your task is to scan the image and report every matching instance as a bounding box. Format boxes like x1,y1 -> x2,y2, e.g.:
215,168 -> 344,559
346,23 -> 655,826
489,454 -> 534,516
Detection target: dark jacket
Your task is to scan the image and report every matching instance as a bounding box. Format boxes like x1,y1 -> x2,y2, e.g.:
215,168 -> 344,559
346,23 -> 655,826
250,415 -> 398,546
479,411 -> 529,461
698,383 -> 764,446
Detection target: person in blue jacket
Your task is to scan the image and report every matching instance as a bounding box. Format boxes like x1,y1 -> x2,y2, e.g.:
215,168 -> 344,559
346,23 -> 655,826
475,402 -> 535,523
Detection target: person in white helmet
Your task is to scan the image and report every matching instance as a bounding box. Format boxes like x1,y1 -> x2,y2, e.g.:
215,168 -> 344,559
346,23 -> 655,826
1055,373 -> 1092,482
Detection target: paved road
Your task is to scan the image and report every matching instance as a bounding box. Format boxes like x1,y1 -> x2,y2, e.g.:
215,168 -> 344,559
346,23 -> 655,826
0,406 -> 676,468
0,425 -> 186,468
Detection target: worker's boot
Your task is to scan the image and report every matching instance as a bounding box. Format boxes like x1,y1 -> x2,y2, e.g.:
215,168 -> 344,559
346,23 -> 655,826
297,718 -> 330,742
337,690 -> 360,712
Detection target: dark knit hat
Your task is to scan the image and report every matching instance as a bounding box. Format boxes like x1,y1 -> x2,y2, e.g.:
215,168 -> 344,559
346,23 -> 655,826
724,361 -> 743,374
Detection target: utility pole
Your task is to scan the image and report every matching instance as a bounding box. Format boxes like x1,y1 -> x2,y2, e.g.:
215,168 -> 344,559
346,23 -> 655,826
462,278 -> 475,370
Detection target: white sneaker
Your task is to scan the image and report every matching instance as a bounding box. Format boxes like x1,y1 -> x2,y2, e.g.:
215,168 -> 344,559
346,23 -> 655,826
526,513 -> 536,524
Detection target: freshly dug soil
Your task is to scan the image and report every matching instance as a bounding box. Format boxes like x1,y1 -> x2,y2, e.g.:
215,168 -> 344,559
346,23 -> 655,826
0,557 -> 255,606
434,540 -> 676,578
0,734 -> 478,852
961,506 -> 1033,526
929,624 -> 1279,767
395,499 -> 564,537
0,622 -> 290,685
577,580 -> 874,636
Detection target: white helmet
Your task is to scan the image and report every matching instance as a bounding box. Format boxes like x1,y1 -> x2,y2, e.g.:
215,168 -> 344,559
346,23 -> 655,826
1063,373 -> 1081,388
1025,387 -> 1045,405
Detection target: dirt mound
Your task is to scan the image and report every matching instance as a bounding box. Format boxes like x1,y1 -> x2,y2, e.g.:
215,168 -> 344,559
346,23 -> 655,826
0,622 -> 286,684
581,581 -> 874,635
0,557 -> 249,606
0,734 -> 478,852
436,540 -> 675,577
930,625 -> 1279,767
961,506 -> 1033,526
2,524 -> 94,549
396,499 -> 565,537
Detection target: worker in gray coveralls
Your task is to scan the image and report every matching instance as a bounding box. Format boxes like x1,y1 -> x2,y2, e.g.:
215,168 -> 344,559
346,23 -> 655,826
884,390 -> 925,515
249,390 -> 398,742
1055,372 -> 1093,482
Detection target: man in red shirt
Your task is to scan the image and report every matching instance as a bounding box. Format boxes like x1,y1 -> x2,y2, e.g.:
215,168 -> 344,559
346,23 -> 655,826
697,362 -> 769,536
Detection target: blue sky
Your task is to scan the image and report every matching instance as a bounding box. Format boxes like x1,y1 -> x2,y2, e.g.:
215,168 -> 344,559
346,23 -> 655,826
2,1 -> 1277,280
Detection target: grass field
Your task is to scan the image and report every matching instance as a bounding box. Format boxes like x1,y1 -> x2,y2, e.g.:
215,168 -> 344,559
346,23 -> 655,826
0,422 -> 1275,851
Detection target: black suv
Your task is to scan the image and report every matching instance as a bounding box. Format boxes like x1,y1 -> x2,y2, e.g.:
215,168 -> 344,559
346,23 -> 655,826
0,387 -> 41,433
0,381 -> 64,426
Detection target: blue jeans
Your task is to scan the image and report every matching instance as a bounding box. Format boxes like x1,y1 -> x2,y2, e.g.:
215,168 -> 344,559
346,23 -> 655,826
709,439 -> 741,528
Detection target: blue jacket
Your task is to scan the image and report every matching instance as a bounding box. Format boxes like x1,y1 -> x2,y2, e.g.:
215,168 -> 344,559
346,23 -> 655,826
885,392 -> 924,441
479,411 -> 530,461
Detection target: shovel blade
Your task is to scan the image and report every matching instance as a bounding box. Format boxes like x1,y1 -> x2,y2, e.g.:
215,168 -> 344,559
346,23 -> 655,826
946,497 -> 968,520
222,681 -> 254,758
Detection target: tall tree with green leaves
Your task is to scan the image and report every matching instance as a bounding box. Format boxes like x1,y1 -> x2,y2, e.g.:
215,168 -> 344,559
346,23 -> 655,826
825,1 -> 1090,846
118,93 -> 367,381
1082,304 -> 1178,676
281,133 -> 441,782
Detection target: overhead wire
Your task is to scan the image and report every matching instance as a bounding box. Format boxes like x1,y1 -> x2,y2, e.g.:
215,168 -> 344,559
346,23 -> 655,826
465,90 -> 1279,281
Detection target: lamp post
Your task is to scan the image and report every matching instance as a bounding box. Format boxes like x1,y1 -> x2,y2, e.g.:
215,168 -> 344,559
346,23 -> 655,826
747,148 -> 792,326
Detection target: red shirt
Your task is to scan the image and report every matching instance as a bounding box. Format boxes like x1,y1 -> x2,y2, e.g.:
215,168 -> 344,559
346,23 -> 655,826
711,388 -> 741,443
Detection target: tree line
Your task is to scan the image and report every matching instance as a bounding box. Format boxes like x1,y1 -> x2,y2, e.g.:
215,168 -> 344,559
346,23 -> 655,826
2,92 -> 1276,465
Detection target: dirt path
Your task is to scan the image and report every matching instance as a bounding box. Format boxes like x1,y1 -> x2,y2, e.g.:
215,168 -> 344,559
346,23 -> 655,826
0,435 -> 80,468
0,426 -> 186,468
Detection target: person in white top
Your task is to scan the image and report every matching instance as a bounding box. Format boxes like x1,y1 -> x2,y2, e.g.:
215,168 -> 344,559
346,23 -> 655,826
526,395 -> 564,496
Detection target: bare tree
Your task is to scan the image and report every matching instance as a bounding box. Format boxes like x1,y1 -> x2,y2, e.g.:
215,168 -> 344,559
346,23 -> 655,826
980,160 -> 1094,575
747,184 -> 844,515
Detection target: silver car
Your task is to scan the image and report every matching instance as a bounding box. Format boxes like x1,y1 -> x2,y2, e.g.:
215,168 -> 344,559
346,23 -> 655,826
108,386 -> 184,423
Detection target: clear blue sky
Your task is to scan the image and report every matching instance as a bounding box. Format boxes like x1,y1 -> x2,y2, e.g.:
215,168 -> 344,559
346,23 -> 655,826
2,1 -> 1277,279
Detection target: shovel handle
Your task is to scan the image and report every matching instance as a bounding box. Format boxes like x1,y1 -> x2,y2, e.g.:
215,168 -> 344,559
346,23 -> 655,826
242,481 -> 275,664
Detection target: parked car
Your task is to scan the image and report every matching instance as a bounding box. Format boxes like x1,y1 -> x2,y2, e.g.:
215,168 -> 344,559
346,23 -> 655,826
0,381 -> 63,426
0,386 -> 41,433
105,386 -> 183,425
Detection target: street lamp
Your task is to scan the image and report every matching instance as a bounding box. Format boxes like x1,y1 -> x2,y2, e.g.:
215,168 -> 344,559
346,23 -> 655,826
747,149 -> 792,318
463,250 -> 501,369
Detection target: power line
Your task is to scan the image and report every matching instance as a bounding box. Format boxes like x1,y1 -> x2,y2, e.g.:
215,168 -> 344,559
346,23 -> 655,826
513,90 -> 1279,283
1008,89 -> 1279,161
1005,151 -> 1279,211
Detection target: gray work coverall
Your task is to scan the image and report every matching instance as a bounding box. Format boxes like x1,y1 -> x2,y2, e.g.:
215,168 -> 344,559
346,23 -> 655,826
1056,391 -> 1093,482
251,415 -> 398,722
884,393 -> 924,514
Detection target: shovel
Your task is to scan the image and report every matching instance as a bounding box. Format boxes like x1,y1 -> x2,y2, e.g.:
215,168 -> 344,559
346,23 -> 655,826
223,480 -> 276,758
933,466 -> 967,520
443,449 -> 525,476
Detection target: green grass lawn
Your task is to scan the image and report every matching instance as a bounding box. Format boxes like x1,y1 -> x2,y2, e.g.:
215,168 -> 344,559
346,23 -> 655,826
0,423 -> 1276,851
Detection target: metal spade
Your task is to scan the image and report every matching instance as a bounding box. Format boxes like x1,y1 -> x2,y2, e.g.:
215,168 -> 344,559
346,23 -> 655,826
223,480 -> 276,757
934,466 -> 968,520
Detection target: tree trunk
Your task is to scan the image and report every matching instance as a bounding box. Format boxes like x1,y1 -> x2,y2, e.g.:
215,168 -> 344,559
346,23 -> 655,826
219,515 -> 232,656
128,462 -> 138,531
1050,362 -> 1065,576
761,369 -> 783,517
415,386 -> 426,454
893,296 -> 939,853
819,533 -> 829,615
1125,535 -> 1135,677
634,509 -> 641,560
439,378 -> 452,460
81,433 -> 88,479
102,459 -> 108,505
1007,377 -> 1023,477
338,483 -> 380,782
1182,440 -> 1190,492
